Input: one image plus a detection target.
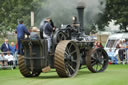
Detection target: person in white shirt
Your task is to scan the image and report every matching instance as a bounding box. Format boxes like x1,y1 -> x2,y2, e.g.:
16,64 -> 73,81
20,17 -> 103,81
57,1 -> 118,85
5,51 -> 14,65
0,53 -> 8,67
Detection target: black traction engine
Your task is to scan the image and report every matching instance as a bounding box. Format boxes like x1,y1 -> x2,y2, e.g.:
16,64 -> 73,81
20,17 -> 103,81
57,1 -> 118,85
18,5 -> 108,78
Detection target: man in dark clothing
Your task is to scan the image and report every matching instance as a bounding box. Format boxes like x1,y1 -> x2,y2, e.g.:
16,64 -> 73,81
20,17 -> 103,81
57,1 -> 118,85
43,19 -> 53,36
1,39 -> 10,55
16,20 -> 30,55
118,45 -> 125,64
40,18 -> 55,72
40,18 -> 54,52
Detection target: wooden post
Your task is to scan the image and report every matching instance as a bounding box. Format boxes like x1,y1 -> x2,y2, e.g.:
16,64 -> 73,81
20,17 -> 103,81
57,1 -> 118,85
31,11 -> 34,27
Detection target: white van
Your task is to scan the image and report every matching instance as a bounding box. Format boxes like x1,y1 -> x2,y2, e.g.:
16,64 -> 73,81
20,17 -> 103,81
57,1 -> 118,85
104,33 -> 128,53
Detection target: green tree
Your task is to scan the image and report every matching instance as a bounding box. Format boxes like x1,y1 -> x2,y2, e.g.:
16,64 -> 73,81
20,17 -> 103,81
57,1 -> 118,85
106,0 -> 128,31
0,0 -> 43,37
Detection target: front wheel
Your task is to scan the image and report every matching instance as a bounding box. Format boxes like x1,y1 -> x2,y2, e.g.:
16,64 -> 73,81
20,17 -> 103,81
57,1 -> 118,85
86,48 -> 108,73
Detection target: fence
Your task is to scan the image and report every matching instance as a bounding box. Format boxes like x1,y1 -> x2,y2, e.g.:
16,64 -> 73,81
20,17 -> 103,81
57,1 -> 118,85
0,34 -> 17,69
0,52 -> 17,70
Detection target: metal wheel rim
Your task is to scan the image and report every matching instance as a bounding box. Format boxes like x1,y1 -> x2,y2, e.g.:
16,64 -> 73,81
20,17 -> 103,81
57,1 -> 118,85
86,48 -> 108,73
55,40 -> 80,77
64,42 -> 80,77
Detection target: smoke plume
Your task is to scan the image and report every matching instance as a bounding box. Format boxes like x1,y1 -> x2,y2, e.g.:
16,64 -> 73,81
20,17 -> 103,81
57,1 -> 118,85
36,0 -> 106,30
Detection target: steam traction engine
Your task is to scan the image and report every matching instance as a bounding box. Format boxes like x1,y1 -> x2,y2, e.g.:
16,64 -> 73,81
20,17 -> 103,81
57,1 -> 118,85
18,5 -> 108,78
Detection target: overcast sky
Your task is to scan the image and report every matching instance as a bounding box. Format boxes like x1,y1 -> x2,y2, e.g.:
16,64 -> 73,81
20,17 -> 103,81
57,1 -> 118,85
107,20 -> 120,31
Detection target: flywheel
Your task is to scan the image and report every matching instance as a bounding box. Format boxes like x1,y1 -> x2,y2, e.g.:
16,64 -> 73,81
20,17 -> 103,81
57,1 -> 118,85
53,31 -> 67,45
54,40 -> 80,77
86,47 -> 109,73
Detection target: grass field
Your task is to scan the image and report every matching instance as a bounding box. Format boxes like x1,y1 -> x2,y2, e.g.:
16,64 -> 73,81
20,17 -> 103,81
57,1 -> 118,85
0,65 -> 128,85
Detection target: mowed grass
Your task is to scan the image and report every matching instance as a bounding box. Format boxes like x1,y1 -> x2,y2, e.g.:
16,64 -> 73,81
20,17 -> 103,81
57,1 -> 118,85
0,65 -> 128,85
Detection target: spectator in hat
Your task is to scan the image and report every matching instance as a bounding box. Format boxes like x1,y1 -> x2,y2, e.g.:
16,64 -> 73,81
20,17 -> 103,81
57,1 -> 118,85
30,27 -> 40,39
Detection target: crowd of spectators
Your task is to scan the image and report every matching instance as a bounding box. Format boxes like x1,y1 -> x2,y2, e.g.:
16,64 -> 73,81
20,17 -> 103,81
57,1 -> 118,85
0,39 -> 17,68
115,39 -> 128,64
94,40 -> 128,65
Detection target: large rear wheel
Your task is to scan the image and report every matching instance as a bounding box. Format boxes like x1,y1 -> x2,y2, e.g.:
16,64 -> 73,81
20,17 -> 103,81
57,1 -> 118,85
18,55 -> 41,77
86,48 -> 108,73
54,40 -> 80,77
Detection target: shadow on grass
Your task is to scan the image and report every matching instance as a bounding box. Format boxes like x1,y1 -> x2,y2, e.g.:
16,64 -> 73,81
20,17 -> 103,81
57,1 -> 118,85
21,67 -> 93,79
37,75 -> 60,79
34,70 -> 92,79
76,70 -> 92,77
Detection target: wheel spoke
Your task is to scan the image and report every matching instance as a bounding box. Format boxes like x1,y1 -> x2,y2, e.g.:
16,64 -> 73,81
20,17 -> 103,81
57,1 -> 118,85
65,51 -> 69,57
99,58 -> 105,65
98,63 -> 103,69
99,61 -> 104,65
67,63 -> 75,72
70,49 -> 77,55
95,52 -> 99,58
65,64 -> 71,76
71,57 -> 77,63
65,62 -> 75,76
91,55 -> 96,60
68,43 -> 73,52
98,63 -> 103,71
66,48 -> 70,54
91,59 -> 95,62
93,61 -> 103,72
72,60 -> 77,63
91,61 -> 96,66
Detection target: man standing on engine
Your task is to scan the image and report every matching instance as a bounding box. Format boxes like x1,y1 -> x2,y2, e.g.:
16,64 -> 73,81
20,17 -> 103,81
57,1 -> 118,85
40,18 -> 54,53
16,20 -> 30,55
40,18 -> 55,72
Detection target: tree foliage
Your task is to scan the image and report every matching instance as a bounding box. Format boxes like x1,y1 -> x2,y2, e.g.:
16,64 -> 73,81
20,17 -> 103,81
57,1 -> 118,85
90,0 -> 128,32
0,0 -> 128,37
106,0 -> 128,31
0,0 -> 42,37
